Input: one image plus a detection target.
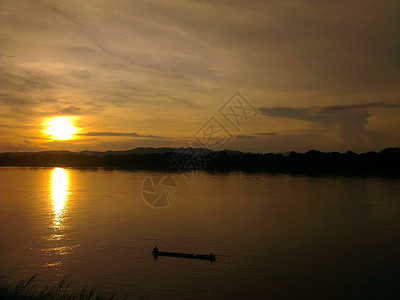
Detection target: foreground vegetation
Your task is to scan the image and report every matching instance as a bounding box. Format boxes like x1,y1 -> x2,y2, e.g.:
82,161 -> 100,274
0,275 -> 124,300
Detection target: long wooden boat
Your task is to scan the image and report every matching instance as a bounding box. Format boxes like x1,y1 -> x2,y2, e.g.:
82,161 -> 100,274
152,250 -> 216,261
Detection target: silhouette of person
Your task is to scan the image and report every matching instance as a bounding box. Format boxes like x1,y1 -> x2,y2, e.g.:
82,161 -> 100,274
153,246 -> 159,253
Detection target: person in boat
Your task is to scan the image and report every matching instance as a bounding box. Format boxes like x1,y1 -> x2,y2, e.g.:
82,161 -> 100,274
153,246 -> 159,254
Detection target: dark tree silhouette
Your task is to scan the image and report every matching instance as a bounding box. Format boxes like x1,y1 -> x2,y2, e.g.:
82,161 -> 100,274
0,147 -> 399,176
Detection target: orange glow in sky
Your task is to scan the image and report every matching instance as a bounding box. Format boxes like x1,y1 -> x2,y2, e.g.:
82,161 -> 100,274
1,1 -> 399,153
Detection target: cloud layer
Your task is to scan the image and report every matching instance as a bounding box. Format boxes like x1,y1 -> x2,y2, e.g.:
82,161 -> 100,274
79,132 -> 162,138
1,0 -> 399,152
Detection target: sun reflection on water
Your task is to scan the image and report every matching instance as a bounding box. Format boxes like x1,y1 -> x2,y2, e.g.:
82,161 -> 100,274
45,168 -> 77,268
50,168 -> 69,230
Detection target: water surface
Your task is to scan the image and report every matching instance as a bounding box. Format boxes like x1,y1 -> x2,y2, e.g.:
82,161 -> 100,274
0,167 -> 399,299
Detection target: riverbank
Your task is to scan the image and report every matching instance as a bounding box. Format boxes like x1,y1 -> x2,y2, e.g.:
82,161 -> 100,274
0,275 -> 123,300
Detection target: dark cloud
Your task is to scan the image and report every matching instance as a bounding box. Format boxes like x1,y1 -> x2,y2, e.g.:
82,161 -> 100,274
79,132 -> 162,139
259,107 -> 315,121
259,102 -> 397,143
236,132 -> 278,139
41,101 -> 103,117
254,132 -> 278,136
236,134 -> 256,139
319,102 -> 399,114
60,106 -> 85,115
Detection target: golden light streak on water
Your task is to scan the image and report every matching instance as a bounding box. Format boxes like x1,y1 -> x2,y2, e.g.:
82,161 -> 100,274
50,168 -> 69,232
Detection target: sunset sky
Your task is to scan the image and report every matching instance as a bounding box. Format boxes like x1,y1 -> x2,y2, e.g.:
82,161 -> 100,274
1,0 -> 399,153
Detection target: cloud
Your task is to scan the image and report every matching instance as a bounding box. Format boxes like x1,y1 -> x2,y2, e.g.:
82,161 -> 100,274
236,132 -> 278,139
236,134 -> 256,139
259,102 -> 397,143
79,132 -> 162,139
59,106 -> 85,115
259,107 -> 315,121
318,102 -> 399,114
253,132 -> 278,136
170,96 -> 202,109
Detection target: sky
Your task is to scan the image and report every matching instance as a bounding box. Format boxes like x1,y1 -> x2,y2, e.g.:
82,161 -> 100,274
1,0 -> 399,153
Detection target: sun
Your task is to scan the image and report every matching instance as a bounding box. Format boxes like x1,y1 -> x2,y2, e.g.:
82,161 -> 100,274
45,117 -> 77,140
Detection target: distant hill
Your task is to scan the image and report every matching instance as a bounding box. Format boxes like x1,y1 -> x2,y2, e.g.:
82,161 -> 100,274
0,147 -> 399,176
80,147 -> 211,156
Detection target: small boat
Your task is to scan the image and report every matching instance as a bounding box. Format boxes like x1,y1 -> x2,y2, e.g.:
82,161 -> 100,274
152,250 -> 216,261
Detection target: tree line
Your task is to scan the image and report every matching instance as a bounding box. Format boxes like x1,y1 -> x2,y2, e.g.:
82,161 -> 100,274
0,147 -> 399,176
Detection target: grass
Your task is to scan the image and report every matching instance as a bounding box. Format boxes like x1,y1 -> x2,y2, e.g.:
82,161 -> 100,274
0,274 -> 125,300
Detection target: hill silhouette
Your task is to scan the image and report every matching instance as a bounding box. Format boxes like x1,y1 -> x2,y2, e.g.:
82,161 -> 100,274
0,147 -> 399,176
